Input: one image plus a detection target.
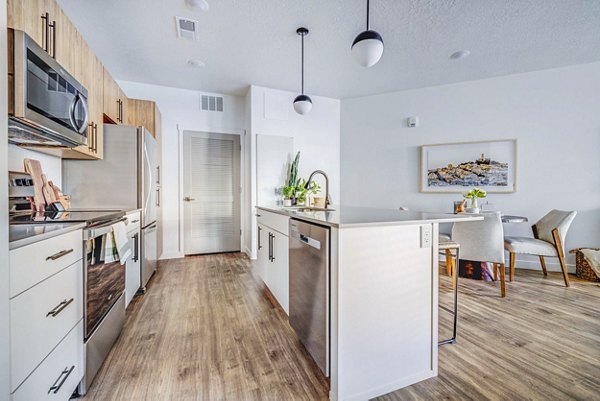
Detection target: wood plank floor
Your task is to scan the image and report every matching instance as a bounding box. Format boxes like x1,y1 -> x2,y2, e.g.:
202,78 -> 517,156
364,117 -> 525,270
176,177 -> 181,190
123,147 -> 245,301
82,253 -> 600,401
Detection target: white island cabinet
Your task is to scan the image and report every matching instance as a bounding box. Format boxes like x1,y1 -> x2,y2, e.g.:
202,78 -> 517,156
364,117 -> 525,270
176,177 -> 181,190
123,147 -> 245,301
256,210 -> 290,314
255,206 -> 481,401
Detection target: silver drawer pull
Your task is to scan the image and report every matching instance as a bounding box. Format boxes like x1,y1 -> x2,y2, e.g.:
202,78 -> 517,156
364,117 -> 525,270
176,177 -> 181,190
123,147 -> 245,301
131,219 -> 139,223
48,365 -> 75,394
46,298 -> 74,318
46,249 -> 74,261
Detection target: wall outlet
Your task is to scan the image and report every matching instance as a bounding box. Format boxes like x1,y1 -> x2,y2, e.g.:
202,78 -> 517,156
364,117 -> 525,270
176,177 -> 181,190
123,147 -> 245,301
420,225 -> 432,248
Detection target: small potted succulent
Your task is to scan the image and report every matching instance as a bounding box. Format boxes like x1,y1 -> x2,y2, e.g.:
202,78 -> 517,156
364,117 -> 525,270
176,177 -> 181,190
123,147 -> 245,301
463,188 -> 487,213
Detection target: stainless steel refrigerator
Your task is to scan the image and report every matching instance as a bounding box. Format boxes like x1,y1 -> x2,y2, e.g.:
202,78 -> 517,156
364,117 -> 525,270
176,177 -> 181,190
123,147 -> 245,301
63,125 -> 159,291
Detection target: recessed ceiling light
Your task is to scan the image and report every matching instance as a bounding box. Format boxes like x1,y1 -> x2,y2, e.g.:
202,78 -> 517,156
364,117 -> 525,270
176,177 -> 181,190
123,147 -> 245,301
188,59 -> 205,68
450,50 -> 471,60
185,0 -> 209,11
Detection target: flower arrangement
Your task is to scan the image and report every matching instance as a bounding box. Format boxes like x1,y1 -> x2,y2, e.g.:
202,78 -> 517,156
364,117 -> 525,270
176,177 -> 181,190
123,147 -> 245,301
463,188 -> 487,212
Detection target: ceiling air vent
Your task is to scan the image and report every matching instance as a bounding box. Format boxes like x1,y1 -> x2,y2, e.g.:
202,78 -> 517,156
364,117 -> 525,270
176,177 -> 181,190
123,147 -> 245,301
175,16 -> 199,40
201,95 -> 224,112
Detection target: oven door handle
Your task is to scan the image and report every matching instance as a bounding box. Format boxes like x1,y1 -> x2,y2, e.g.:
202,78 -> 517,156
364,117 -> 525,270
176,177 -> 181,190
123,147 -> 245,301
86,217 -> 128,239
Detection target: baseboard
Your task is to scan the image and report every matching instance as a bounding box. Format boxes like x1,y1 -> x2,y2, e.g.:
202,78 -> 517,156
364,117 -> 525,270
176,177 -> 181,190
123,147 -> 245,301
244,246 -> 256,260
159,252 -> 184,260
342,370 -> 435,401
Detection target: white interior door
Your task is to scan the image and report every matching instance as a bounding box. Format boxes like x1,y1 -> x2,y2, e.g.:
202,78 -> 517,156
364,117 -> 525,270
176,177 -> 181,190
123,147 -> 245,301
183,131 -> 241,255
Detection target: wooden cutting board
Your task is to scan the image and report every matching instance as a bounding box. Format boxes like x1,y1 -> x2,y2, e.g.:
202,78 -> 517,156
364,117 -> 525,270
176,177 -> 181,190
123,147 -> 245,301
41,174 -> 57,204
24,158 -> 46,211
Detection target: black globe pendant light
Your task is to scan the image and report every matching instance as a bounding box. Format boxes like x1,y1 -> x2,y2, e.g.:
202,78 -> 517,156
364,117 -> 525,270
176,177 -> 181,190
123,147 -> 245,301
293,27 -> 312,115
352,0 -> 384,67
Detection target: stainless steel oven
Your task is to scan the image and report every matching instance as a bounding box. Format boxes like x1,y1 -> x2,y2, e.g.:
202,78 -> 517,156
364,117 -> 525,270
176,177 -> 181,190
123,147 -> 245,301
8,29 -> 89,148
79,217 -> 126,395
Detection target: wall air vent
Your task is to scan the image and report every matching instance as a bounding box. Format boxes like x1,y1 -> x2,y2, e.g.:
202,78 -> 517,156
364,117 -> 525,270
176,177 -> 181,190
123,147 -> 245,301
175,16 -> 199,40
200,95 -> 224,112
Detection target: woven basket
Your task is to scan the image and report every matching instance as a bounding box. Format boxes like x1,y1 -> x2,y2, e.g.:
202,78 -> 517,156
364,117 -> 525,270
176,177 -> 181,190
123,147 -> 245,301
569,248 -> 600,282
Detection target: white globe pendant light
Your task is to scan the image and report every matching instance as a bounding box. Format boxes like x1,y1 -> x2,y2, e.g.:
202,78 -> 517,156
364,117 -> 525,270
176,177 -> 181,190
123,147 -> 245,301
293,27 -> 312,115
352,0 -> 384,67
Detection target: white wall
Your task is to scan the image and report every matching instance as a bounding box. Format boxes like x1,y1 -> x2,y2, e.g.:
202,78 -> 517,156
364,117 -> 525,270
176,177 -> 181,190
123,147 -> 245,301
118,80 -> 246,259
341,62 -> 600,271
8,146 -> 62,187
1,0 -> 11,397
246,85 -> 341,258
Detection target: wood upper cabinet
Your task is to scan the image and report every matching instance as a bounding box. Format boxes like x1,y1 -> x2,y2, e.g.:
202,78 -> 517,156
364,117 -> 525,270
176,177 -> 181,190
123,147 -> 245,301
7,0 -> 46,48
126,99 -> 162,138
103,69 -> 127,124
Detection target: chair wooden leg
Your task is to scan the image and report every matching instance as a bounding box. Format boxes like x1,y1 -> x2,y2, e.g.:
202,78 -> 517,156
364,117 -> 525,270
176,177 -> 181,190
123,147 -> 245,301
498,263 -> 506,297
539,256 -> 548,276
552,229 -> 571,288
509,252 -> 516,282
493,263 -> 498,281
445,249 -> 453,276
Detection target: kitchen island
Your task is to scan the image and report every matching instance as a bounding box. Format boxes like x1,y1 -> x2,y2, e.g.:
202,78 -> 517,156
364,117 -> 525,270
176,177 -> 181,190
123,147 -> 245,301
255,205 -> 481,401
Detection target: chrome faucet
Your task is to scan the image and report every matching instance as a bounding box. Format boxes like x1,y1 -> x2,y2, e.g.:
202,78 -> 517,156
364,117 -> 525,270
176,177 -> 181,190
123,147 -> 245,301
307,170 -> 331,208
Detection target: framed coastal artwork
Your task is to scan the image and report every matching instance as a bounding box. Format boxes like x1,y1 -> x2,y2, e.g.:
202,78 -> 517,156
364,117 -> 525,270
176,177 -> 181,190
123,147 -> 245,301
420,139 -> 517,193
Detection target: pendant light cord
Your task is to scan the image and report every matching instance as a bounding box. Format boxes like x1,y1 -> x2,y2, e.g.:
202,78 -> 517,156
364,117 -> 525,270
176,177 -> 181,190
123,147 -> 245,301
366,0 -> 370,30
301,32 -> 305,95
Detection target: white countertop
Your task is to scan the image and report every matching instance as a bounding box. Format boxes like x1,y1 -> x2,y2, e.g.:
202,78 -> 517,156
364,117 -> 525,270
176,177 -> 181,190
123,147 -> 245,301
256,205 -> 483,228
9,223 -> 86,250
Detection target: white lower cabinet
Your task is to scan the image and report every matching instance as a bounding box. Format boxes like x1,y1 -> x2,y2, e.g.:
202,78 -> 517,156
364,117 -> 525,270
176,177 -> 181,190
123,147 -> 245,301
256,211 -> 289,315
12,320 -> 84,401
9,229 -> 84,401
125,211 -> 142,307
10,261 -> 83,390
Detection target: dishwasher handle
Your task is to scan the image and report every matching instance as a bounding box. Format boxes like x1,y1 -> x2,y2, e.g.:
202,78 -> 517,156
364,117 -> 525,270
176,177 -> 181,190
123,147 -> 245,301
291,231 -> 322,250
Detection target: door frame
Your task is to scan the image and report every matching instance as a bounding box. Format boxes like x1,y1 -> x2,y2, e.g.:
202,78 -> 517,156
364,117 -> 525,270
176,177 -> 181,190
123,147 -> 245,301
178,128 -> 245,256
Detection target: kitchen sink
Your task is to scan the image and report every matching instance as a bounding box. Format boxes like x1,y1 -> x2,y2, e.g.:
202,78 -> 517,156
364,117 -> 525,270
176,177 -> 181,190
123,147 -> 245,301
287,207 -> 335,212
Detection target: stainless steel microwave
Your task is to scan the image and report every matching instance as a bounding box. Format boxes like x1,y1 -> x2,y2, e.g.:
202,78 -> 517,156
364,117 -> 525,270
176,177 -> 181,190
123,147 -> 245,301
8,29 -> 89,148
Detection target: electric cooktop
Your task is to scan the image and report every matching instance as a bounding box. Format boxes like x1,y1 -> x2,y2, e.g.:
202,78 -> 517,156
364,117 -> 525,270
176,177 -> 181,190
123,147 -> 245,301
9,209 -> 125,225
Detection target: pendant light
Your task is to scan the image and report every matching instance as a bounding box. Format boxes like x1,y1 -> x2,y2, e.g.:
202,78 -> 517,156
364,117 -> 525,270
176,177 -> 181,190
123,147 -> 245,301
293,27 -> 312,115
351,0 -> 384,68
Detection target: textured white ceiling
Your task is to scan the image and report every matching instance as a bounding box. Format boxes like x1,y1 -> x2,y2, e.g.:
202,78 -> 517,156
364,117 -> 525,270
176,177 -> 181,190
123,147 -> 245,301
58,0 -> 600,99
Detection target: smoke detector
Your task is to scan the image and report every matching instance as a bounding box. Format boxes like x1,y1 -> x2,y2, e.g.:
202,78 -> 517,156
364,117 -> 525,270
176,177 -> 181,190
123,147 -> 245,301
175,16 -> 199,41
186,0 -> 209,11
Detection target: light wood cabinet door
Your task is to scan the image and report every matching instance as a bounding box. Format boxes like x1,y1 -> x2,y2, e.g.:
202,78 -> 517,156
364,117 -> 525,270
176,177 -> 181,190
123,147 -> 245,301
7,0 -> 46,48
103,69 -> 120,124
126,98 -> 162,138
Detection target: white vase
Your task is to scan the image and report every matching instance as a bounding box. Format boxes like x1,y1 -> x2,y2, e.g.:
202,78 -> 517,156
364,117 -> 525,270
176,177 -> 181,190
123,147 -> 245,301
465,207 -> 480,214
283,199 -> 292,207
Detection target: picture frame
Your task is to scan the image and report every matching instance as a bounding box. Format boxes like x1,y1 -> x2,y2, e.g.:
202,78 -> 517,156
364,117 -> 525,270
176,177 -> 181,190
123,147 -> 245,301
420,139 -> 517,193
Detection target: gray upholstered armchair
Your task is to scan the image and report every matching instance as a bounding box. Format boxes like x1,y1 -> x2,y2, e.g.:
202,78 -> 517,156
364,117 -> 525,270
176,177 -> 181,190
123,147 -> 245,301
504,210 -> 577,287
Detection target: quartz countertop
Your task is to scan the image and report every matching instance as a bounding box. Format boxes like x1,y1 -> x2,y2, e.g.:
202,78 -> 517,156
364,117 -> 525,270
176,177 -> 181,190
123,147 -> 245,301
9,223 -> 86,250
256,205 -> 483,228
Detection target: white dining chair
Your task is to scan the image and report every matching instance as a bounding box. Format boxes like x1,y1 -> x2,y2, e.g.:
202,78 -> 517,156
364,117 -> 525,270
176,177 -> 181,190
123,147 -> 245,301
504,210 -> 577,287
452,212 -> 507,297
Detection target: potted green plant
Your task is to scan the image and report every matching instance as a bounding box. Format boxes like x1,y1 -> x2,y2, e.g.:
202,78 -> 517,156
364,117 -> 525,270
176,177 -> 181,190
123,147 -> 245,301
463,188 -> 487,213
282,152 -> 301,206
294,179 -> 320,206
282,185 -> 295,207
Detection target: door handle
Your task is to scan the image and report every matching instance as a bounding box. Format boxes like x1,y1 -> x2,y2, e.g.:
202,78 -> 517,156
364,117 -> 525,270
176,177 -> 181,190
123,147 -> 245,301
183,196 -> 196,202
46,298 -> 74,317
88,123 -> 94,151
49,19 -> 56,59
133,233 -> 139,262
48,365 -> 75,394
258,227 -> 262,250
41,13 -> 49,53
46,249 -> 74,261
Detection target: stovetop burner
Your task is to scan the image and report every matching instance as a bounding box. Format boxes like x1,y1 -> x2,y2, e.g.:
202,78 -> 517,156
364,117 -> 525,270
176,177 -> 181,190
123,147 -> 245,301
9,209 -> 125,225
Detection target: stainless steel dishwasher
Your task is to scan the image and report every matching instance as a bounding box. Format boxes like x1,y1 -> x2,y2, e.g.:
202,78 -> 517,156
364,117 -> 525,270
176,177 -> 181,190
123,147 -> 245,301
289,218 -> 330,376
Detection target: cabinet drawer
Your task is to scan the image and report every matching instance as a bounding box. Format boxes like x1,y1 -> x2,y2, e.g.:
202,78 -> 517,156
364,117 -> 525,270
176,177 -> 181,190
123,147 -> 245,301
10,261 -> 83,391
256,209 -> 289,235
10,229 -> 83,298
12,320 -> 84,401
126,210 -> 141,227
